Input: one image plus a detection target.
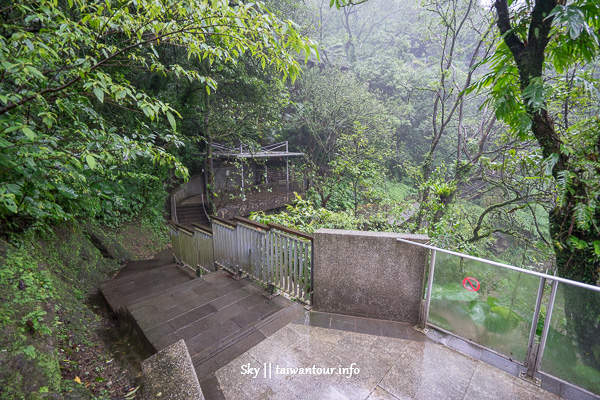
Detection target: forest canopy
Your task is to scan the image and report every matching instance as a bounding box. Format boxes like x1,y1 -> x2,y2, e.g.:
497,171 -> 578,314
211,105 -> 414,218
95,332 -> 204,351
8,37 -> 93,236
2,1 -> 600,398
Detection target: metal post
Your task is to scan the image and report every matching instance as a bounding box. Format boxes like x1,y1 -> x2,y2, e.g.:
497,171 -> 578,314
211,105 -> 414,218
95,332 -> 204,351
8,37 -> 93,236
173,196 -> 178,223
211,220 -> 218,271
310,239 -> 314,306
286,157 -> 289,191
418,249 -> 436,332
523,277 -> 547,381
285,141 -> 290,191
241,160 -> 244,190
534,279 -> 559,372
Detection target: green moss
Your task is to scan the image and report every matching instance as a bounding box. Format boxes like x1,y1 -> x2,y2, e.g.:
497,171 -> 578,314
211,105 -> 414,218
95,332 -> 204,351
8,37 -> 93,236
0,216 -> 166,399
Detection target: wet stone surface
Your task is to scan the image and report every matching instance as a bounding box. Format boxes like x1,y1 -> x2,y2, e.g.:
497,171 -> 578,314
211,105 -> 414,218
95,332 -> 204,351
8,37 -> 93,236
141,339 -> 204,399
215,319 -> 563,400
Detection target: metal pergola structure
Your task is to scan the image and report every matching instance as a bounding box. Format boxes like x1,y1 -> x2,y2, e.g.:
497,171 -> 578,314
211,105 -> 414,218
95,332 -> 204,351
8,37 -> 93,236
209,141 -> 304,189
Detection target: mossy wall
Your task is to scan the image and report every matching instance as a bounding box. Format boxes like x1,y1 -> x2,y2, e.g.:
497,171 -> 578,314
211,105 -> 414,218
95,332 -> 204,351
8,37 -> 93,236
0,219 -> 167,400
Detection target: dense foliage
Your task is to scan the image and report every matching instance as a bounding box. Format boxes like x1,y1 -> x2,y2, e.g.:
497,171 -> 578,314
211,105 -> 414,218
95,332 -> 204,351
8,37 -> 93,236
0,0 -> 315,233
275,0 -> 600,280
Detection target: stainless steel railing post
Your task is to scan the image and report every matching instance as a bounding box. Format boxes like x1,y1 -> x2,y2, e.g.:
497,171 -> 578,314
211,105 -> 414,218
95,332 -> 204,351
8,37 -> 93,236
523,276 -> 547,381
419,249 -> 436,331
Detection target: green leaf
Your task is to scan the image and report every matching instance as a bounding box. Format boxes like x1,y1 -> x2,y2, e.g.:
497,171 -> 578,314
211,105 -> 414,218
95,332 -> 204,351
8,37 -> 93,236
484,310 -> 521,333
467,301 -> 487,326
166,111 -> 177,131
22,127 -> 36,140
57,185 -> 78,199
85,154 -> 97,170
542,153 -> 559,176
522,78 -> 546,112
593,241 -> 600,256
1,194 -> 18,213
22,345 -> 36,359
431,283 -> 479,302
93,87 -> 104,103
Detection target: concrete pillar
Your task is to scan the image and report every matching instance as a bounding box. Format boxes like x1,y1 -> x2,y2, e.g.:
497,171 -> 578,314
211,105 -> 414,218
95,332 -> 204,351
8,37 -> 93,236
313,229 -> 429,324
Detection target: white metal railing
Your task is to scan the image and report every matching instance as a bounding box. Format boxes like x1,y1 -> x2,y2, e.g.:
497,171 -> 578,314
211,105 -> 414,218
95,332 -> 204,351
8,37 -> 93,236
398,238 -> 600,396
170,224 -> 181,262
212,219 -> 238,273
170,222 -> 215,275
267,228 -> 312,303
178,227 -> 196,274
236,222 -> 268,282
169,218 -> 313,304
193,225 -> 214,273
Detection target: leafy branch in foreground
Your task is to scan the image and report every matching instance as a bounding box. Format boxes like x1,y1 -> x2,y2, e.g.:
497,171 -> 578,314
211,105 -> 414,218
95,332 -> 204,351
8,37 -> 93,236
476,0 -> 600,283
0,0 -> 316,231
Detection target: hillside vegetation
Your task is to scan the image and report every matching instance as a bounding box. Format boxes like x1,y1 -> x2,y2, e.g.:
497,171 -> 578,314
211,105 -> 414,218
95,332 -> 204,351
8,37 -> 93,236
0,218 -> 167,399
1,0 -> 599,397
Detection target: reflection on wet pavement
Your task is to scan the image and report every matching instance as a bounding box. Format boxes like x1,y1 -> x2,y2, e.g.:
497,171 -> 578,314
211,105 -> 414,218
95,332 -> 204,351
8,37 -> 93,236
215,319 -> 562,399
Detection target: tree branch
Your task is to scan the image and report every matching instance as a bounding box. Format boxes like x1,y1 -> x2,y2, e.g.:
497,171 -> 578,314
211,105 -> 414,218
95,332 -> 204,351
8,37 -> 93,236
469,196 -> 519,242
494,0 -> 525,60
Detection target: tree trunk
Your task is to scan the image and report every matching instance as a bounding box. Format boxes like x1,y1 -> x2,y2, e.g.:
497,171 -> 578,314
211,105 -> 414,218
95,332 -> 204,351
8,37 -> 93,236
204,93 -> 215,215
494,0 -> 600,371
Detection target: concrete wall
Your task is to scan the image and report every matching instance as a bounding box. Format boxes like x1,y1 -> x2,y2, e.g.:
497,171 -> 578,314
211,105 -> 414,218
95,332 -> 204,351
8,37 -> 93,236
313,229 -> 429,324
172,174 -> 205,205
215,191 -> 297,219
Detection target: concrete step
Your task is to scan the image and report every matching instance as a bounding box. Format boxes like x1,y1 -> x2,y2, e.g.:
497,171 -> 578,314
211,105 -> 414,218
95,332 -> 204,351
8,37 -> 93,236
177,213 -> 208,220
177,204 -> 206,213
101,260 -> 194,313
101,254 -> 302,391
176,203 -> 209,225
177,209 -> 205,217
108,247 -> 174,280
118,268 -> 300,377
178,217 -> 208,224
191,302 -> 305,381
178,195 -> 205,206
141,339 -> 204,400
111,259 -> 175,280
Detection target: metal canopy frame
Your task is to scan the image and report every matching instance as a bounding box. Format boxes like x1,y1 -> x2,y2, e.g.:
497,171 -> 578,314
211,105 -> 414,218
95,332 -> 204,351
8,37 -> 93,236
208,141 -> 303,190
210,141 -> 304,159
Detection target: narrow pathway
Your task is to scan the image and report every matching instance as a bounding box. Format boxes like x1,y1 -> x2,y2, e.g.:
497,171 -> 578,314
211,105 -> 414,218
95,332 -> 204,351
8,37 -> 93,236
100,250 -> 304,395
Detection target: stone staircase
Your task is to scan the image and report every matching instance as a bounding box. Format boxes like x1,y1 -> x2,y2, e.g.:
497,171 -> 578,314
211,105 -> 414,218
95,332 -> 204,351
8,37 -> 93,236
176,196 -> 210,226
100,250 -> 304,397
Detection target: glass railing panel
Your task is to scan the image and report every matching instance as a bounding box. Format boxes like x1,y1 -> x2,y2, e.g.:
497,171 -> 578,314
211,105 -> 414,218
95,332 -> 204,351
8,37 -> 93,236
540,283 -> 600,395
428,251 -> 540,363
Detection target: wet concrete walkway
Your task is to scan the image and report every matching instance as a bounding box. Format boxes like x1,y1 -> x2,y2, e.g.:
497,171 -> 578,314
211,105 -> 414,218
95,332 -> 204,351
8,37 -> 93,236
212,312 -> 582,400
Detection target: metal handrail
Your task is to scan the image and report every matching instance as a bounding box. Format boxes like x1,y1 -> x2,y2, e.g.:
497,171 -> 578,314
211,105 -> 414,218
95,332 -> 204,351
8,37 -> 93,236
211,216 -> 237,229
232,216 -> 269,230
267,222 -> 314,241
396,238 -> 600,292
398,236 -> 600,392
